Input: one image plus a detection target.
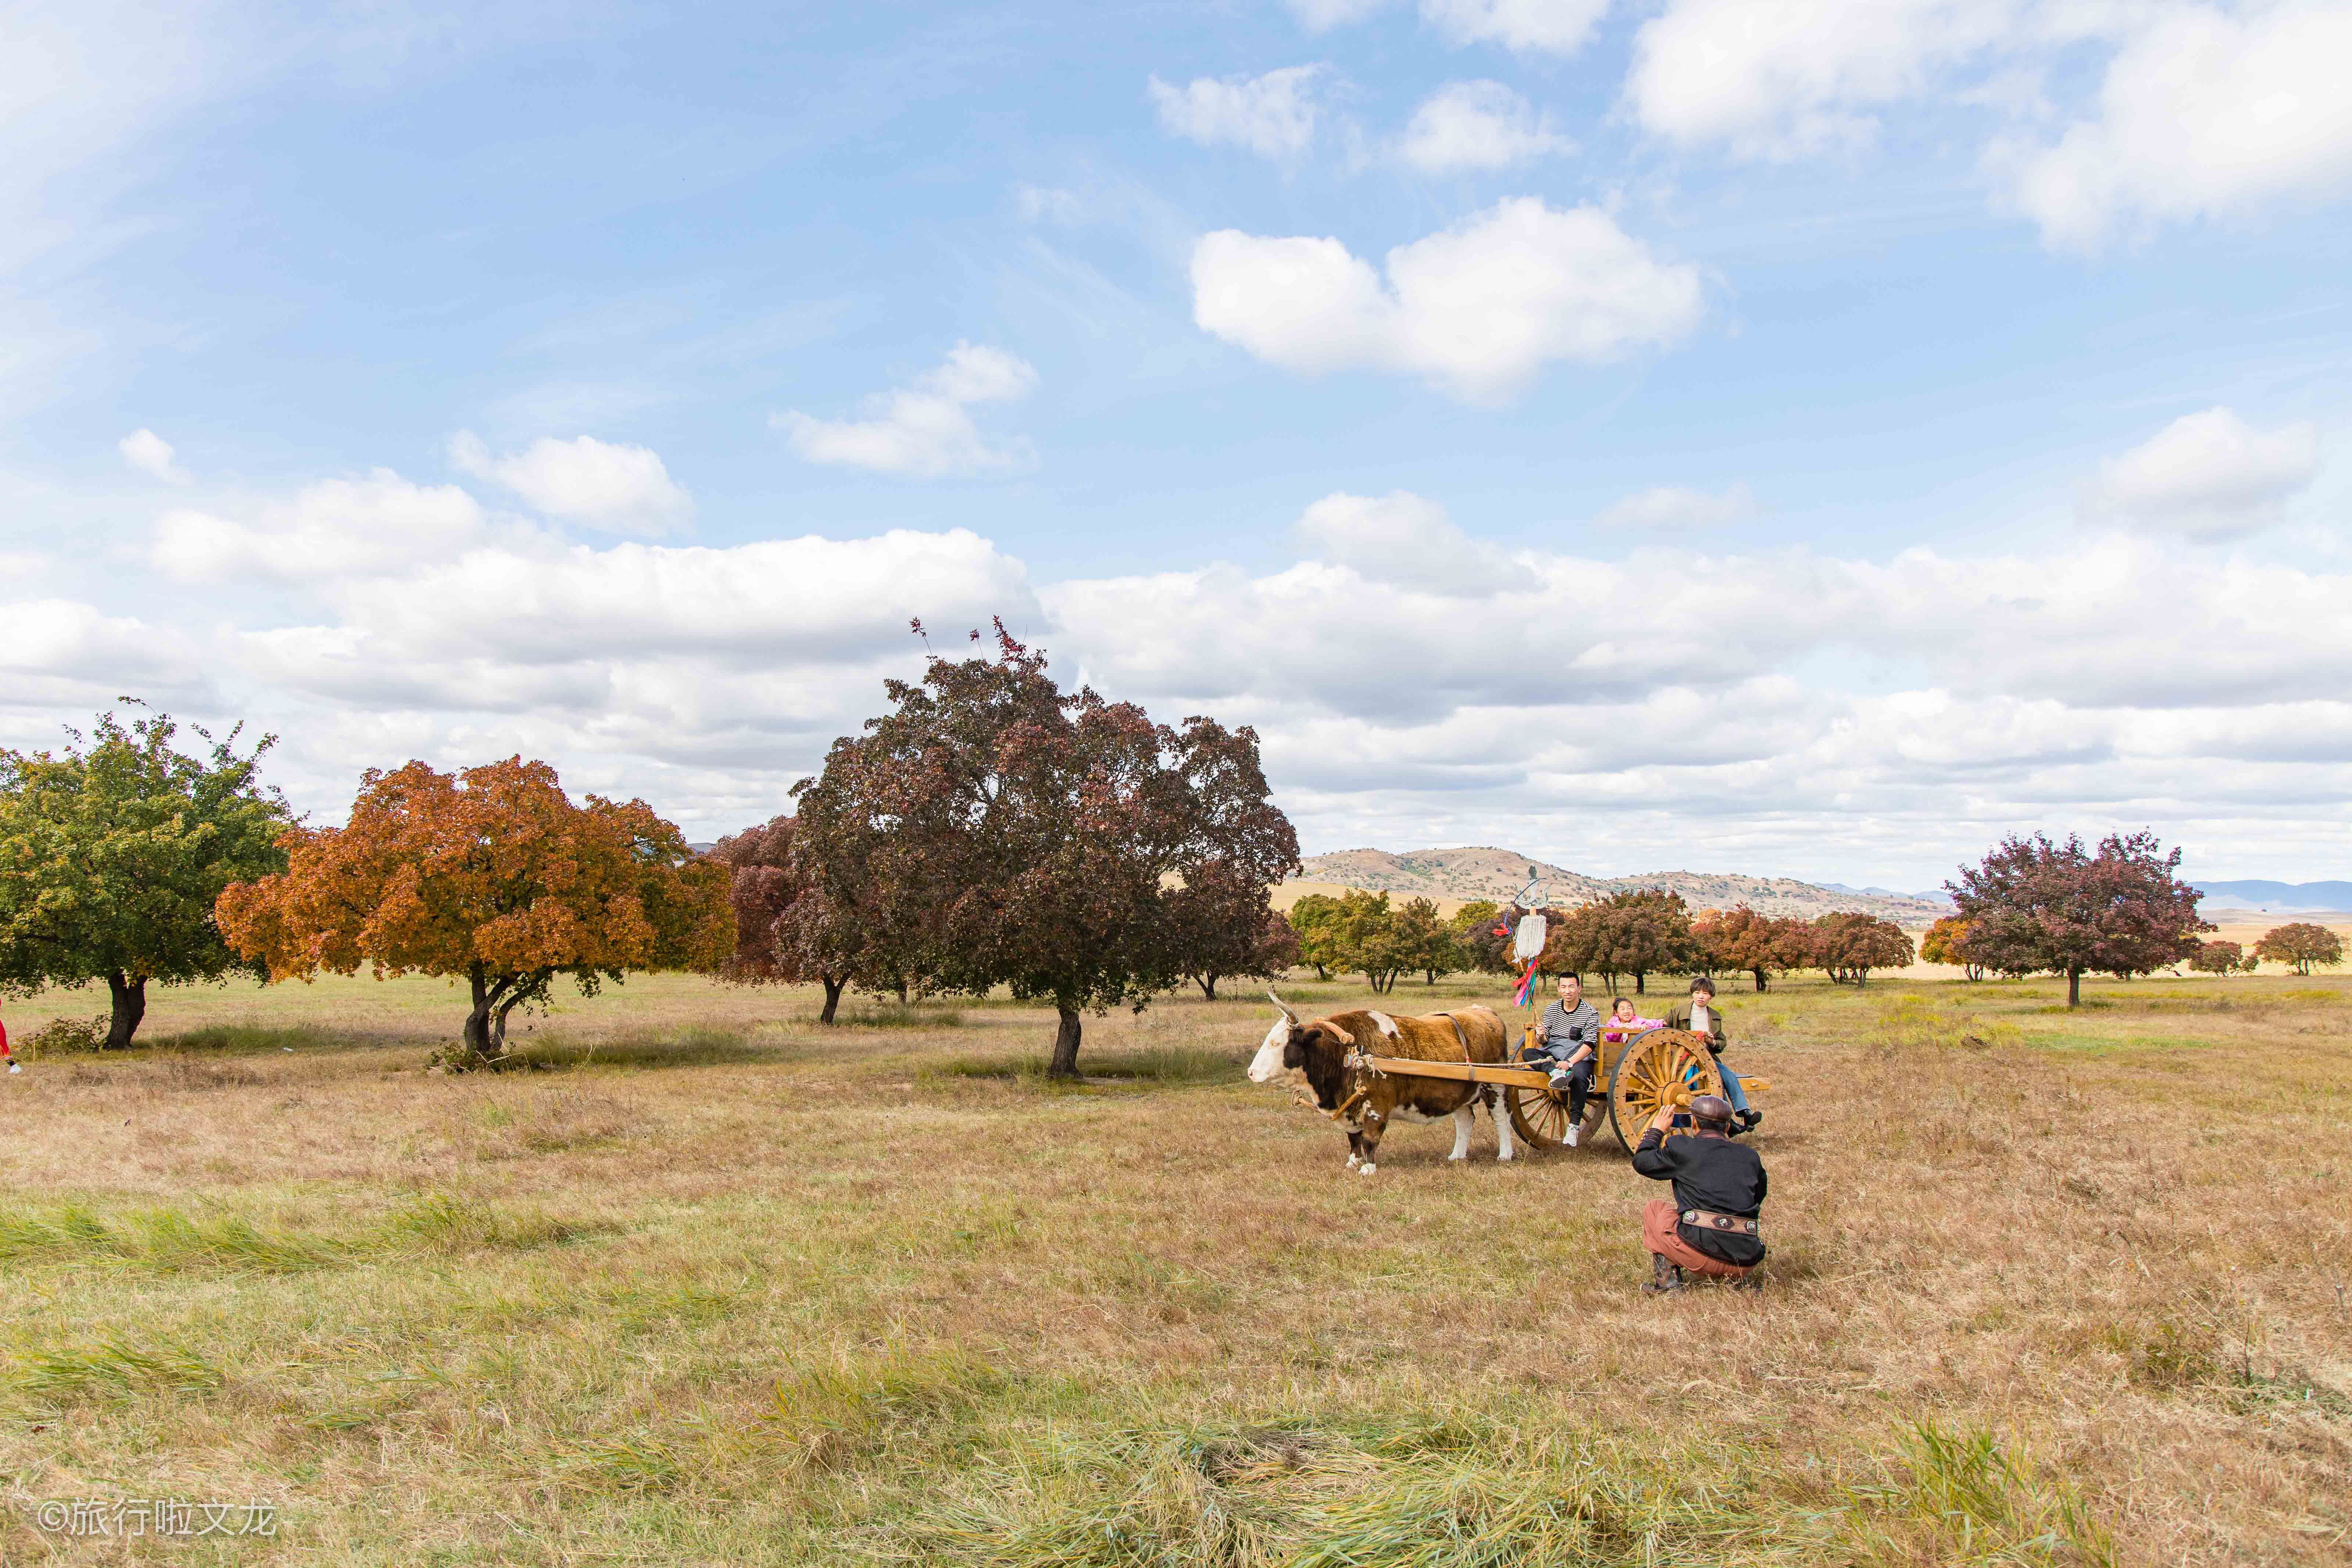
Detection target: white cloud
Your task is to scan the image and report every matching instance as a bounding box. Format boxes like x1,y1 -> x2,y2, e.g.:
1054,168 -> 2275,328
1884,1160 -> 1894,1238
1147,66 -> 1330,159
776,343 -> 1039,477
118,427 -> 190,484
2079,407 -> 2319,541
150,470 -> 488,582
1420,0 -> 1611,55
1622,0 -> 2352,249
0,598 -> 211,709
1292,490 -> 1512,595
314,529 -> 1035,671
448,432 -> 693,534
1594,482 -> 1754,531
29,446 -> 2352,869
1191,198 -> 1704,402
2009,3 -> 2352,251
1397,80 -> 1571,171
1625,0 -> 2017,158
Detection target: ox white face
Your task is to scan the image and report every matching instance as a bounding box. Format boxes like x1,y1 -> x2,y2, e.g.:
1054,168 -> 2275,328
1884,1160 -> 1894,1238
1247,1013 -> 1298,1085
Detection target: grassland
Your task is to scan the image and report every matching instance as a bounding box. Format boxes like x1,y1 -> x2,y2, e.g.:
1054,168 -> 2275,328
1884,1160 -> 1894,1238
0,968 -> 2346,1565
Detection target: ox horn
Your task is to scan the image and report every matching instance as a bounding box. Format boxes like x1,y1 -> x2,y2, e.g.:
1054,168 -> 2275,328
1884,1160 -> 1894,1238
1267,988 -> 1298,1024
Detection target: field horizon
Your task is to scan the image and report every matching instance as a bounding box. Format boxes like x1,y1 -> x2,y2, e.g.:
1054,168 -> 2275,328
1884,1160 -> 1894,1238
1,967 -> 2346,1564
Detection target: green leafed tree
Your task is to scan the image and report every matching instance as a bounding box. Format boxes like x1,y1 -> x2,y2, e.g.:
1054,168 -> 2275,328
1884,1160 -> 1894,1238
1332,889 -> 1406,993
1286,893 -> 1346,981
1391,895 -> 1458,985
2252,923 -> 2344,976
0,706 -> 292,1048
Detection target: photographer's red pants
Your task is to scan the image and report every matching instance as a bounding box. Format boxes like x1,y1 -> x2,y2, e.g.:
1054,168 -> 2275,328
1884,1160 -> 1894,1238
1643,1197 -> 1753,1279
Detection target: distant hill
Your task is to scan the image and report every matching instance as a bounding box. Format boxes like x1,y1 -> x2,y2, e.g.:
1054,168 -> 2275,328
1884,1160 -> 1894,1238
2193,879 -> 2352,913
1287,847 -> 1945,924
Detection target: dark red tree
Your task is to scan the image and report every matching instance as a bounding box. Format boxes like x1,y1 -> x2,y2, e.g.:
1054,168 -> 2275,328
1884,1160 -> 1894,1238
1947,830 -> 2209,1007
793,624 -> 1299,1074
707,816 -> 862,1024
1168,854 -> 1301,1000
1809,911 -> 1914,986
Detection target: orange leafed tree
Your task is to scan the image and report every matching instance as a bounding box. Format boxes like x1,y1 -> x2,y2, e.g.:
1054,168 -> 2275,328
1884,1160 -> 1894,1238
216,757 -> 734,1068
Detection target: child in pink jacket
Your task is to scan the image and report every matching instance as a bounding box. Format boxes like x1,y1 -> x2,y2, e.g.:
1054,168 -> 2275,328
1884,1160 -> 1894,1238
1599,996 -> 1664,1044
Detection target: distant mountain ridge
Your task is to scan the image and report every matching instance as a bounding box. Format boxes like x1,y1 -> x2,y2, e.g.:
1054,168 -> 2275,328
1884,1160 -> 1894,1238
1287,846 -> 1946,924
2192,879 -> 2352,913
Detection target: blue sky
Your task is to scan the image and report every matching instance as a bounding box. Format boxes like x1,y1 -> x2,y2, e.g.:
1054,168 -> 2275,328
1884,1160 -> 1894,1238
5,0 -> 2351,887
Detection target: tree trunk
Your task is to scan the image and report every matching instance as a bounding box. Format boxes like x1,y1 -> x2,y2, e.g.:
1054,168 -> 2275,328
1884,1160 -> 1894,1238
2067,968 -> 2082,1007
1311,964 -> 1328,981
1751,968 -> 1769,993
896,975 -> 910,1005
104,971 -> 147,1049
1855,968 -> 1869,988
820,975 -> 846,1024
1633,972 -> 1645,995
1048,1006 -> 1082,1078
460,964 -> 498,1064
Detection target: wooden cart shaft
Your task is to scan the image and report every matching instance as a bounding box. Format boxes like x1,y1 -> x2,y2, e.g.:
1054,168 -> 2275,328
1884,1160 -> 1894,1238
1359,1054 -> 1770,1097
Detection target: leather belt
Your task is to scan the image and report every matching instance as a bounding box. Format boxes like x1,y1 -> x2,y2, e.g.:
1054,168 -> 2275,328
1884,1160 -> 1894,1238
1682,1208 -> 1761,1237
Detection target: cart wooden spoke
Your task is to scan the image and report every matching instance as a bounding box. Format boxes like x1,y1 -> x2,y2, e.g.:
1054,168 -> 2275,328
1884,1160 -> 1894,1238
1606,1027 -> 1723,1152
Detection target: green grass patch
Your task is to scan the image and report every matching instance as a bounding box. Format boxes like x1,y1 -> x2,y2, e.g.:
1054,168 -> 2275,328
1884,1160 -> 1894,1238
885,1409 -> 2118,1568
0,1195 -> 613,1274
1849,1420 -> 2113,1567
10,1336 -> 224,1401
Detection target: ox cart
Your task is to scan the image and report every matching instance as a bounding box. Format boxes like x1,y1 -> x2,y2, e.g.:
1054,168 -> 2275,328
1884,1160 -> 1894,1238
1356,1026 -> 1771,1154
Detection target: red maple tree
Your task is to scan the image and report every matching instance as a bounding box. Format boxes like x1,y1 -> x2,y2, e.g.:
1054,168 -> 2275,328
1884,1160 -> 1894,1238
792,623 -> 1298,1074
1947,830 -> 2209,1007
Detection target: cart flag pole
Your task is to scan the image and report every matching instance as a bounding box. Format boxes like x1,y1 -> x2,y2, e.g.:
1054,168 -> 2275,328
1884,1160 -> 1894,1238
1509,866 -> 1547,1048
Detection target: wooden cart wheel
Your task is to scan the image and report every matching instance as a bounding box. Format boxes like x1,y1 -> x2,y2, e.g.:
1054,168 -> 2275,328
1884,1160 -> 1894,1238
1607,1028 -> 1724,1154
1505,1046 -> 1608,1151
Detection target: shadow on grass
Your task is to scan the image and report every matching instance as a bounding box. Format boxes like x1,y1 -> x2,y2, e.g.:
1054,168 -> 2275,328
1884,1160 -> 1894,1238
820,1002 -> 968,1030
150,1022 -> 344,1053
922,1044 -> 1245,1090
507,1025 -> 778,1070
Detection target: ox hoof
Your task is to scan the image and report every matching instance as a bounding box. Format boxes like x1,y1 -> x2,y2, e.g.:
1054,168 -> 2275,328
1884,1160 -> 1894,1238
1496,1151 -> 1515,1163
1447,1152 -> 1467,1162
1358,1163 -> 1377,1176
1344,1154 -> 1361,1170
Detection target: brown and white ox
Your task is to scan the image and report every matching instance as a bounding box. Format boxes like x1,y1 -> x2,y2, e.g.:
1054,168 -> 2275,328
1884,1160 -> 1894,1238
1246,992 -> 1515,1174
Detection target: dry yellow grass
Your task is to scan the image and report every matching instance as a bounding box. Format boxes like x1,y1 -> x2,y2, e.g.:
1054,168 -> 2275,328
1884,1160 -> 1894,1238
0,968 -> 2346,1564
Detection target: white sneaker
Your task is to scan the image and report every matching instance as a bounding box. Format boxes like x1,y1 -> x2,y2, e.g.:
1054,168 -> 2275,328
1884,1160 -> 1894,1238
1564,1123 -> 1578,1147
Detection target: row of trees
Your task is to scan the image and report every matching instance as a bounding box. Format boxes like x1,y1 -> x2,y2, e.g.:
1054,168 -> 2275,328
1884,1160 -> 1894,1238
1282,885 -> 1918,994
3,631 -> 1302,1076
0,691 -> 2317,1058
0,710 -> 737,1063
1286,891 -> 1459,991
1930,916 -> 2340,984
